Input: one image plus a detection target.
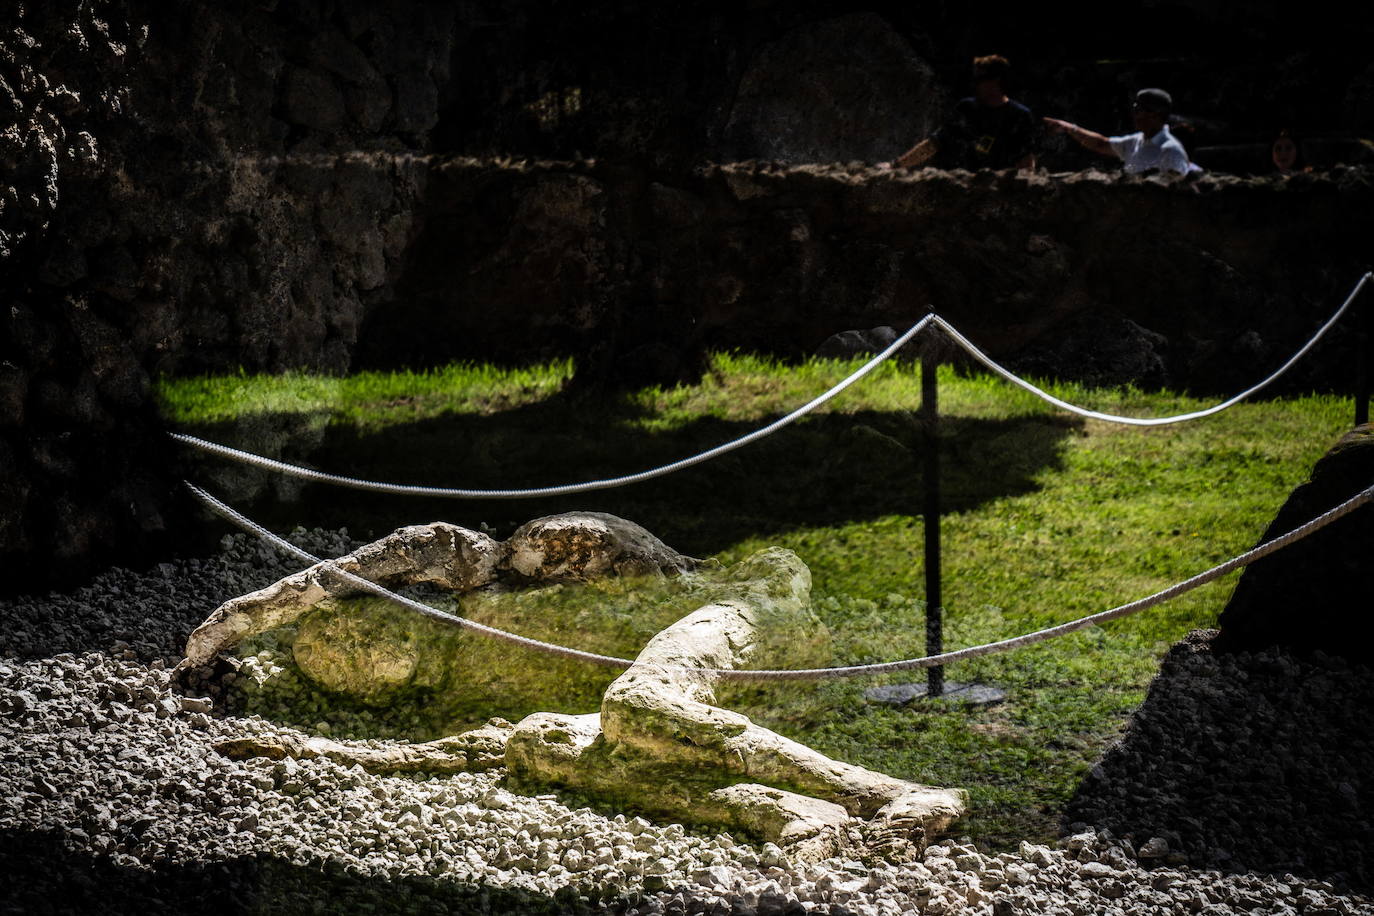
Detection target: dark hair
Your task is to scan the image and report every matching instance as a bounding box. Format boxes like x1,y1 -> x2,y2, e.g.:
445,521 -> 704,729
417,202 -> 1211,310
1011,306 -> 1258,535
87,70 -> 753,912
972,55 -> 1011,85
1133,88 -> 1173,115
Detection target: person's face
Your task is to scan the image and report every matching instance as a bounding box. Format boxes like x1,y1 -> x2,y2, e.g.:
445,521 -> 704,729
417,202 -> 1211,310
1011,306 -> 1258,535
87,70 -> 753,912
1272,136 -> 1298,171
1132,104 -> 1166,136
973,76 -> 1004,106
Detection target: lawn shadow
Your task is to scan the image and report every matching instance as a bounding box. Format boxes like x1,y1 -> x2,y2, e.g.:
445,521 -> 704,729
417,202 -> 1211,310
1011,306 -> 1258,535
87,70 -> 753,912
175,391 -> 1080,557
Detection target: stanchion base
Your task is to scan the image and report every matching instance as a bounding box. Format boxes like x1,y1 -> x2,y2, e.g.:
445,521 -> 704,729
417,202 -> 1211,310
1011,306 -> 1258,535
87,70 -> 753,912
864,680 -> 1007,707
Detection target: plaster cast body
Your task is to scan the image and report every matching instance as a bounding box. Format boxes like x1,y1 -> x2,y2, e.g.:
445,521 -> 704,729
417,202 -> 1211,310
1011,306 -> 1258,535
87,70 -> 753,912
183,513 -> 965,859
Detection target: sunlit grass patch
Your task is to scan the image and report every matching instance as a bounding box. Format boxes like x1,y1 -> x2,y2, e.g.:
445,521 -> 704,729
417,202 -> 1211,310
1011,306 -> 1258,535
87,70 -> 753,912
158,359 -> 575,430
158,354 -> 1355,848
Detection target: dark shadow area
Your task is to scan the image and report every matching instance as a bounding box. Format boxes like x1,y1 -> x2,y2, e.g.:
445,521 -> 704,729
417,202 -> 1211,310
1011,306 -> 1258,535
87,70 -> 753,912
0,827 -> 617,915
1069,427 -> 1374,895
430,0 -> 1374,168
175,393 -> 1078,555
1214,425 -> 1374,660
1065,631 -> 1374,895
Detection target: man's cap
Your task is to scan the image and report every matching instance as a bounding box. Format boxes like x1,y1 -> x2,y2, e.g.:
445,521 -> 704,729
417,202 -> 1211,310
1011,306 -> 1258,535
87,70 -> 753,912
1134,88 -> 1172,114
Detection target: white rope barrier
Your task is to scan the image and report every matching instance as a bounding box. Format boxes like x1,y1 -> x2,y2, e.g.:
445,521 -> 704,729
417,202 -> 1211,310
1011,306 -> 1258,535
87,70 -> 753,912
934,272 -> 1373,427
172,273 -> 1372,491
170,315 -> 933,499
185,479 -> 1374,682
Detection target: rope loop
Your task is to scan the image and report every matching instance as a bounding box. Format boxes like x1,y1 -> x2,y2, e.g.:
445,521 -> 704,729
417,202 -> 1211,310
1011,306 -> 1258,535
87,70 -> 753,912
171,273 -> 1374,492
172,314 -> 933,499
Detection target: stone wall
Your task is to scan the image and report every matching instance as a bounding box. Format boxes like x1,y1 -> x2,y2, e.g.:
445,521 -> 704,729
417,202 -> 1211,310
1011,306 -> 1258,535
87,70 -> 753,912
362,158 -> 1374,394
1,0 -> 456,588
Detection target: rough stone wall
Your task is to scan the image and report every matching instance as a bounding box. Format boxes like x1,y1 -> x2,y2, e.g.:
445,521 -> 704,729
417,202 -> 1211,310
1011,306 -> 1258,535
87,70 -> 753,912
363,159 -> 1374,394
1,0 -> 454,589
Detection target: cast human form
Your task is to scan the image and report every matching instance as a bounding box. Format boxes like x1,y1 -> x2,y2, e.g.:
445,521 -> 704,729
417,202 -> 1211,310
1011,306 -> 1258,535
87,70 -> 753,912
1044,88 -> 1198,176
890,54 -> 1037,171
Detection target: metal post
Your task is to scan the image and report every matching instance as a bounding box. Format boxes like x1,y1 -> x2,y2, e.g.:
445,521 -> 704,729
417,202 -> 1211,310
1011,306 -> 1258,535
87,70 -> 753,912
1357,271 -> 1371,428
922,335 -> 943,697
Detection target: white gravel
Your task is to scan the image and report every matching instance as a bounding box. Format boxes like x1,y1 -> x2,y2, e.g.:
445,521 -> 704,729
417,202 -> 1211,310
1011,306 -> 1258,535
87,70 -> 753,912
2,530 -> 1370,915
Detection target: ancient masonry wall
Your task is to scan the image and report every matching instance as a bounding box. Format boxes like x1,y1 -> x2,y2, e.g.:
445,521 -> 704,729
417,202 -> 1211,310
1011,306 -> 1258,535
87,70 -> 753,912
2,0 -> 456,586
368,157 -> 1374,393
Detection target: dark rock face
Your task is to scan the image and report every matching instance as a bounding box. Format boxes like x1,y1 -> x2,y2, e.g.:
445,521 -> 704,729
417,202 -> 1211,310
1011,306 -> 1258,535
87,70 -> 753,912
815,326 -> 909,362
1006,315 -> 1168,389
1214,425 -> 1374,661
1,0 -> 455,590
1073,428 -> 1374,889
720,12 -> 938,164
1067,630 -> 1374,892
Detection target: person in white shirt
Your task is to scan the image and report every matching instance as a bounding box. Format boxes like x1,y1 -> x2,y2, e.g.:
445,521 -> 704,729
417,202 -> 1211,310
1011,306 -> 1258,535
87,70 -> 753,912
1043,88 -> 1197,175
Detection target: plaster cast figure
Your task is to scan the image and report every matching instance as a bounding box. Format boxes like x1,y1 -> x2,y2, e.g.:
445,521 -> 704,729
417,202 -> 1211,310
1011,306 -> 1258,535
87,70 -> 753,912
184,512 -> 966,860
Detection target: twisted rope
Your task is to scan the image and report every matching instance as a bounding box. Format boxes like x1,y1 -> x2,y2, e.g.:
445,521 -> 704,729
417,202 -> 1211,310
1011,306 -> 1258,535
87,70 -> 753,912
185,480 -> 1374,681
934,271 -> 1372,427
186,482 -> 636,669
172,274 -> 1372,492
171,315 -> 932,499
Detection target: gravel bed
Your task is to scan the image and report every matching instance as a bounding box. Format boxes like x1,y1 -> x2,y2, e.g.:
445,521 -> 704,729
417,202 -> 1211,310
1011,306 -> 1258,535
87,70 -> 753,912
1068,629 -> 1374,895
2,531 -> 1371,914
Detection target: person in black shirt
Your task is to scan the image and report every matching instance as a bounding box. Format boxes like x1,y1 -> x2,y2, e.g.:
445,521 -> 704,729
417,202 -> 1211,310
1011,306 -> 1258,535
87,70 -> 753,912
890,54 -> 1037,171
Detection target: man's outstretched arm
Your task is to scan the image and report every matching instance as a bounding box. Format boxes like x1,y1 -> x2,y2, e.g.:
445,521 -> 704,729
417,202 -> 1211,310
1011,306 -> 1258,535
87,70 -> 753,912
1043,117 -> 1114,157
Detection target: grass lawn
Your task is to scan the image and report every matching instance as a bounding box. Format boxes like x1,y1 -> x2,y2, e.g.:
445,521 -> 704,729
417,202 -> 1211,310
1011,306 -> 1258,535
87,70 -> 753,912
158,354 -> 1354,849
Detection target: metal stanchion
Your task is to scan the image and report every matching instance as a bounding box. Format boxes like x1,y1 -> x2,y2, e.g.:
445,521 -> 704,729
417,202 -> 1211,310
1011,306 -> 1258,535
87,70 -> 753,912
922,327 -> 944,697
863,318 -> 1006,710
1357,271 -> 1371,427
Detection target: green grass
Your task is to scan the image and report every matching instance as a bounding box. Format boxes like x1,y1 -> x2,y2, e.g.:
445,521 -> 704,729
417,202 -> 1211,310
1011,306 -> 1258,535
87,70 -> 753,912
158,354 -> 1354,850
159,359 -> 574,430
